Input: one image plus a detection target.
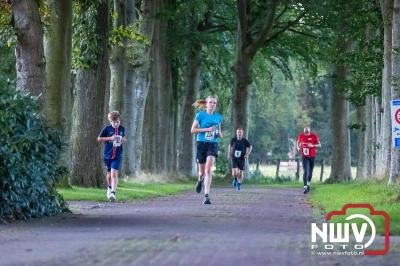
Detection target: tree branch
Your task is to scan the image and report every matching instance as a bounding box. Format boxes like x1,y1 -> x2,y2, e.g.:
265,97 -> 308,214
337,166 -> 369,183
206,24 -> 236,33
247,0 -> 278,58
287,28 -> 317,38
274,2 -> 289,24
264,11 -> 307,46
237,0 -> 249,43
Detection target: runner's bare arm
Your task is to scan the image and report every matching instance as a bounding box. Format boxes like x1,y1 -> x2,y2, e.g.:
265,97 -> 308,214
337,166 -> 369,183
310,142 -> 321,148
217,123 -> 223,138
296,139 -> 301,151
97,135 -> 117,142
190,120 -> 214,134
122,136 -> 128,143
244,145 -> 253,158
308,137 -> 321,148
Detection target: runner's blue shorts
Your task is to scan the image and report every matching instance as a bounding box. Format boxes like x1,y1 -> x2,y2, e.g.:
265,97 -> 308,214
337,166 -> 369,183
104,158 -> 122,172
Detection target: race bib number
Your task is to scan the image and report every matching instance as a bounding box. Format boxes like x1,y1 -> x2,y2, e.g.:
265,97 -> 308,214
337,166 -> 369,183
113,135 -> 122,147
234,150 -> 242,158
303,147 -> 309,156
205,131 -> 214,140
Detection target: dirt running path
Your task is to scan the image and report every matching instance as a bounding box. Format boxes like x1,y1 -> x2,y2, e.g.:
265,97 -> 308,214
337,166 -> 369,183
0,186 -> 399,266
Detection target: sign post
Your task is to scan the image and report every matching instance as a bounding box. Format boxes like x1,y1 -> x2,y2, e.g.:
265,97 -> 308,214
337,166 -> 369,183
391,100 -> 400,148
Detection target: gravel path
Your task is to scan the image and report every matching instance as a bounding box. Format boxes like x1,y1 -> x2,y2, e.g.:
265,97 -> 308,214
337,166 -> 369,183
0,186 -> 399,266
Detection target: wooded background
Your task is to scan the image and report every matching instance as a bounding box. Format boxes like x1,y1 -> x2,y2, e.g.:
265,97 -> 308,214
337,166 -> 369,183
1,0 -> 399,188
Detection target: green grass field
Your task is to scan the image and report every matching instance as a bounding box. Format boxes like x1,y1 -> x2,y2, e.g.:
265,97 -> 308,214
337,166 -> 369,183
249,163 -> 357,181
58,181 -> 192,202
309,181 -> 400,235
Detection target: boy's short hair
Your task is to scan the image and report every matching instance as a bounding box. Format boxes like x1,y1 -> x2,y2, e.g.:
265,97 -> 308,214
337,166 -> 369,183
108,111 -> 120,122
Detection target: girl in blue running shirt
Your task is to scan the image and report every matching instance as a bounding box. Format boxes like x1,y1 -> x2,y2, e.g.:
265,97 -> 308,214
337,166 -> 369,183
191,96 -> 223,204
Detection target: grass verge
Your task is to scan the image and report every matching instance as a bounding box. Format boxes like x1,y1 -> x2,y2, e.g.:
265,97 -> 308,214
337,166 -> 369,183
58,181 -> 192,202
309,181 -> 400,235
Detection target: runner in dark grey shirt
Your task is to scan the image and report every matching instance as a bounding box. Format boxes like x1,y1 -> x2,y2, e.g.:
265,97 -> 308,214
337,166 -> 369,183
228,128 -> 252,191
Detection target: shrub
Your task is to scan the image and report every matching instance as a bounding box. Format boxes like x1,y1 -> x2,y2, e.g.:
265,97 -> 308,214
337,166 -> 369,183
0,84 -> 67,220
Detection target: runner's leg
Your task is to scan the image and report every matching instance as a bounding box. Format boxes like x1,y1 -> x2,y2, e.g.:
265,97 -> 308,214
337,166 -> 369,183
302,157 -> 309,187
204,155 -> 215,195
198,163 -> 205,181
111,169 -> 119,192
308,157 -> 315,183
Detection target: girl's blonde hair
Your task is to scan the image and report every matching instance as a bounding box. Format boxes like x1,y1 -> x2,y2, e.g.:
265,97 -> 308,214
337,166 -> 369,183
192,95 -> 217,109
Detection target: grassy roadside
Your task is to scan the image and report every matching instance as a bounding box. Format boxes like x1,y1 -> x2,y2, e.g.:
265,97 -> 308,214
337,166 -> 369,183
58,181 -> 192,202
308,181 -> 400,235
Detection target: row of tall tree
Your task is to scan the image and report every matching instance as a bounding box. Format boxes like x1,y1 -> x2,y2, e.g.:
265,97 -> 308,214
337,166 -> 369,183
1,0 -> 399,186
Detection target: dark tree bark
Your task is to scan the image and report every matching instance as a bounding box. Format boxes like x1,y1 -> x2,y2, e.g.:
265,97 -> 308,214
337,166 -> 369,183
12,0 -> 47,112
109,0 -> 126,113
379,0 -> 393,180
153,1 -> 173,173
44,0 -> 73,133
170,62 -> 179,174
178,44 -> 201,177
364,96 -> 374,178
70,1 -> 110,187
329,39 -> 352,182
356,105 -> 366,179
232,0 -> 305,132
142,0 -> 173,174
125,0 -> 154,175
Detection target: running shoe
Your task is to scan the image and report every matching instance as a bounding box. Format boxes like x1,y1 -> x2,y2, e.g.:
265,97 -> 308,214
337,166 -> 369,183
232,177 -> 237,187
303,186 -> 308,194
195,177 -> 204,193
237,182 -> 241,191
203,195 -> 211,204
307,185 -> 311,193
109,192 -> 116,202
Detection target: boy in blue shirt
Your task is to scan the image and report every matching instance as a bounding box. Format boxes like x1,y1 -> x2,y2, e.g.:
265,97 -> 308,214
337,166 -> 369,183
97,111 -> 127,202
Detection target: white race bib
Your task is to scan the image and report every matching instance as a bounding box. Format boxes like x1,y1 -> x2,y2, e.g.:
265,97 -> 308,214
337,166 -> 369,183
303,147 -> 309,156
113,135 -> 122,147
205,131 -> 214,140
234,150 -> 242,158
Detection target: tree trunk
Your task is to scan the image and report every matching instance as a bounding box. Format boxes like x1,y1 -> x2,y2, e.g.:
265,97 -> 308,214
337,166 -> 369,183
329,59 -> 352,182
123,0 -> 136,176
70,1 -> 109,187
364,95 -> 373,179
170,62 -> 179,174
143,77 -> 156,171
389,0 -> 400,184
356,105 -> 366,179
109,0 -> 126,113
152,0 -> 173,173
44,0 -> 73,133
233,43 -> 252,132
125,0 -> 154,175
371,97 -> 377,176
142,0 -> 173,174
378,0 -> 394,179
374,96 -> 381,177
232,0 -> 278,133
178,43 -> 201,177
12,0 -> 47,112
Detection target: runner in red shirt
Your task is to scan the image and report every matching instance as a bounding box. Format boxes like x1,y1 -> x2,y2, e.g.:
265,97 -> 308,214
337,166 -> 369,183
296,126 -> 321,194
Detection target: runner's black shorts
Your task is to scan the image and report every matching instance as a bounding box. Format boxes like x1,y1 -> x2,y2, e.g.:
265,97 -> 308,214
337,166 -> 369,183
196,141 -> 218,164
232,158 -> 245,170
